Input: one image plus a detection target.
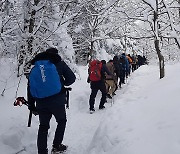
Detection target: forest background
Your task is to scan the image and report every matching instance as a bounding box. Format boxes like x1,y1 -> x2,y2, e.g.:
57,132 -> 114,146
0,0 -> 180,79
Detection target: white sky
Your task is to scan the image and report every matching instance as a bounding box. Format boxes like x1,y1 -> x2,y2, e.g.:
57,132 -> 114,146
0,59 -> 180,154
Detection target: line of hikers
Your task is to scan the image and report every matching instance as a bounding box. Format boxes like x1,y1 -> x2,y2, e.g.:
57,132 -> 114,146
25,47 -> 147,153
88,53 -> 147,113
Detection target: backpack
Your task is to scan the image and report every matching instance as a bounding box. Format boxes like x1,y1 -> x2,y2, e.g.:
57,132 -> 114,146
105,62 -> 115,80
89,60 -> 102,81
127,56 -> 132,63
29,60 -> 62,98
119,56 -> 126,70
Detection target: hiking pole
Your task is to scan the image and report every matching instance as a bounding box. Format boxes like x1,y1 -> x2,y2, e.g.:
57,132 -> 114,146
112,95 -> 114,105
27,110 -> 33,127
64,87 -> 72,109
14,97 -> 33,127
111,96 -> 113,106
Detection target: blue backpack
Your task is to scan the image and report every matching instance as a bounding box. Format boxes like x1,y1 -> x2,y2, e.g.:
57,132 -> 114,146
29,60 -> 62,98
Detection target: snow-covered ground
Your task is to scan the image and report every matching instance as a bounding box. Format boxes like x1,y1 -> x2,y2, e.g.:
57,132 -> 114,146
0,58 -> 180,154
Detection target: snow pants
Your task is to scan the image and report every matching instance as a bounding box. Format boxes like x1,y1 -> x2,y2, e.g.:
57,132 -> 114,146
105,80 -> 116,96
89,80 -> 107,110
37,104 -> 67,154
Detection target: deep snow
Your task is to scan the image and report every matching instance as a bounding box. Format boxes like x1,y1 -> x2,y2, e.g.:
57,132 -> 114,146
0,59 -> 180,154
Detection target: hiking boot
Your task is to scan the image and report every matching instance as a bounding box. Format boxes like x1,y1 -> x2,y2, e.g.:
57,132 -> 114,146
90,108 -> 95,114
99,106 -> 105,110
112,92 -> 116,96
51,144 -> 67,153
106,94 -> 112,99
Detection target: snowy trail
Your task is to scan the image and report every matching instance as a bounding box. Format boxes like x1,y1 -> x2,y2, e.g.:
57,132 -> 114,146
48,65 -> 118,154
58,66 -> 132,154
87,64 -> 180,154
0,65 -> 154,154
64,104 -> 109,154
2,64 -> 180,154
61,71 -> 112,154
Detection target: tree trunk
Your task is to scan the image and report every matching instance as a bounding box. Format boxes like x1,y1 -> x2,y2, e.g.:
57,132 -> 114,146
179,0 -> 180,19
154,1 -> 165,79
18,0 -> 41,76
155,39 -> 165,79
88,41 -> 94,62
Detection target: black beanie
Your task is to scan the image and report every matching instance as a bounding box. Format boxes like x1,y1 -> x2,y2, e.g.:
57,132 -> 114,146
46,47 -> 58,54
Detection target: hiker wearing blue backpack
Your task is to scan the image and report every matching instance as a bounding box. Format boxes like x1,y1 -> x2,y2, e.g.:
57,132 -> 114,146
27,48 -> 76,154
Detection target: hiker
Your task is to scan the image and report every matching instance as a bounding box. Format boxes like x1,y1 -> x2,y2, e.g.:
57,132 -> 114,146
126,54 -> 133,76
27,48 -> 76,154
131,54 -> 138,72
113,55 -> 123,88
105,60 -> 117,99
87,59 -> 111,113
119,53 -> 129,84
137,55 -> 144,67
142,55 -> 148,65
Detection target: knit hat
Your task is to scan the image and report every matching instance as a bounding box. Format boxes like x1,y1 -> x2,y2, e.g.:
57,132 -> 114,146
46,47 -> 58,54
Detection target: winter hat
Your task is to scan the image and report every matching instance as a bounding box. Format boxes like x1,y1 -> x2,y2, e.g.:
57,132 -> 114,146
46,47 -> 58,54
101,60 -> 106,64
31,48 -> 61,65
113,56 -> 118,61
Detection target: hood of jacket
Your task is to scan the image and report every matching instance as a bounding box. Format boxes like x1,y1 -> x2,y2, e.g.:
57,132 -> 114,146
31,52 -> 61,65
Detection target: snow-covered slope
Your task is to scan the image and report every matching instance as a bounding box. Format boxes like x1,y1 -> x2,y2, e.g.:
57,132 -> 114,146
0,59 -> 180,154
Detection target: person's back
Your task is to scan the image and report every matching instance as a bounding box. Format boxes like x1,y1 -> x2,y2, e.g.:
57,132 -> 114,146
88,59 -> 111,113
113,56 -> 120,76
27,48 -> 76,154
119,53 -> 129,84
126,54 -> 132,76
131,54 -> 137,72
105,60 -> 117,98
121,53 -> 129,72
127,54 -> 133,64
119,56 -> 126,70
113,56 -> 123,87
105,61 -> 115,80
137,55 -> 143,67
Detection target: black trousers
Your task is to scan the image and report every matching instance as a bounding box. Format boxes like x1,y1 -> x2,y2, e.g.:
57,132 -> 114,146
120,70 -> 126,84
89,80 -> 107,110
37,105 -> 67,154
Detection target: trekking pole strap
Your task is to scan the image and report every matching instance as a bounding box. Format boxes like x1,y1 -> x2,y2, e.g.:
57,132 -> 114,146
14,97 -> 35,127
14,97 -> 28,106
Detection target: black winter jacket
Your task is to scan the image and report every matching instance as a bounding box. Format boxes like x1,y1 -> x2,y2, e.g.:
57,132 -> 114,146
27,52 -> 76,109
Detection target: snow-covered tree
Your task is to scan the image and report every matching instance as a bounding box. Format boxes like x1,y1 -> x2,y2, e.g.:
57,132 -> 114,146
113,0 -> 180,78
68,0 -> 122,64
12,0 -> 78,76
0,0 -> 16,57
